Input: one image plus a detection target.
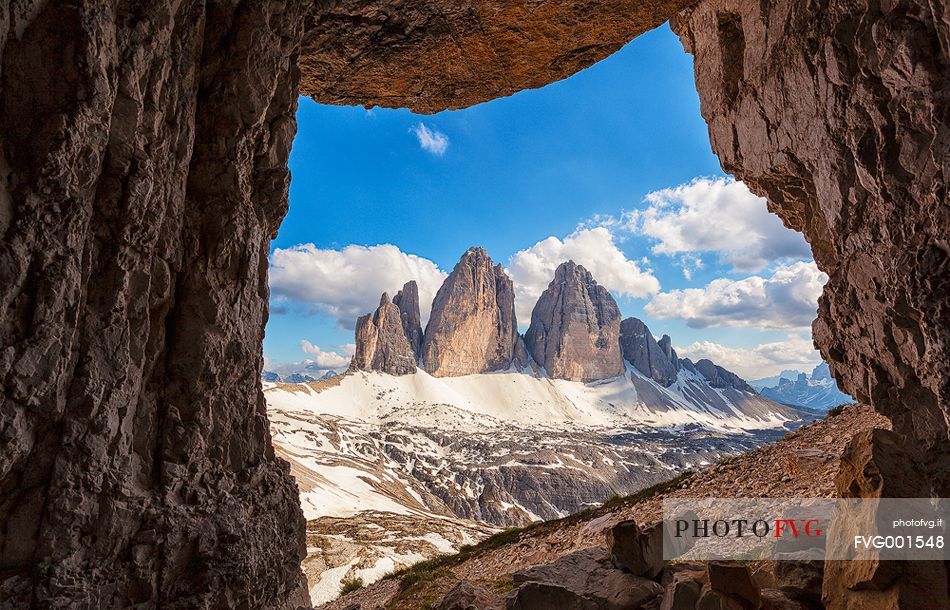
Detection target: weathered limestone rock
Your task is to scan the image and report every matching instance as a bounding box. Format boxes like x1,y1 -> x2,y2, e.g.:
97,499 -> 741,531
620,318 -> 680,386
773,560 -> 823,606
606,519 -> 665,580
509,546 -> 664,610
822,429 -> 948,610
707,562 -> 761,609
661,571 -> 704,610
422,247 -> 522,376
352,293 -> 418,375
525,262 -> 624,382
393,280 -> 424,360
4,0 -> 947,606
683,359 -> 756,392
672,0 -> 950,494
298,0 -> 696,114
434,580 -> 504,610
0,1 -> 307,607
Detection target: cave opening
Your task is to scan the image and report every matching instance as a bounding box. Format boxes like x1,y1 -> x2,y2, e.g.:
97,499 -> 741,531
0,0 -> 945,608
265,22 -> 843,607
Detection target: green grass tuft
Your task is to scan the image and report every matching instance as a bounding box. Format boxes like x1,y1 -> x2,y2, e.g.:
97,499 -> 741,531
340,577 -> 363,595
826,403 -> 853,418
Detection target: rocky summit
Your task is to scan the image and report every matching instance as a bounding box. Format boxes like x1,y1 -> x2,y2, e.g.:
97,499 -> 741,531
392,281 -> 424,359
525,261 -> 624,382
620,317 -> 680,387
351,292 -> 417,376
421,247 -> 524,376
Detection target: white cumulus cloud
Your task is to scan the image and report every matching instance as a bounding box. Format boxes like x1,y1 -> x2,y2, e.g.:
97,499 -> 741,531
299,340 -> 351,369
645,261 -> 826,330
675,335 -> 821,380
411,123 -> 449,156
629,177 -> 811,272
269,243 -> 447,329
507,227 -> 661,324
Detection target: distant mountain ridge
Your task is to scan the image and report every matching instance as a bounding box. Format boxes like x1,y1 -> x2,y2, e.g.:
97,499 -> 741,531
347,247 -> 783,403
756,362 -> 853,409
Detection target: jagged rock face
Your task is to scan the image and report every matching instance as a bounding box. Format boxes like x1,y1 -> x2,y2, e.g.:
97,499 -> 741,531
525,262 -> 623,382
684,359 -> 756,393
0,2 -> 307,607
298,0 -> 696,113
620,317 -> 679,387
672,0 -> 949,492
393,280 -> 424,359
422,248 -> 521,376
824,429 -> 947,609
352,293 -> 418,375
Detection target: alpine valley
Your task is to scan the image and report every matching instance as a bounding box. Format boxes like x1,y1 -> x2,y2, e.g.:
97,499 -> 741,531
264,248 -> 810,606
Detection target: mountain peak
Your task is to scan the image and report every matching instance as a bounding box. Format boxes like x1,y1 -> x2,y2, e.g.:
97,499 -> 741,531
421,248 -> 523,376
619,317 -> 679,387
525,262 -> 623,381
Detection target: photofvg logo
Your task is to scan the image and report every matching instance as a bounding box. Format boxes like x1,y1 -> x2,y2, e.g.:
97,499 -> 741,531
662,498 -> 949,562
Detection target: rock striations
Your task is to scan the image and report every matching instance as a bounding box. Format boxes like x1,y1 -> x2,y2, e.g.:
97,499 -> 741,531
353,253 -> 770,399
351,292 -> 418,376
421,248 -> 523,377
393,281 -> 424,358
619,318 -> 679,387
525,261 -> 624,382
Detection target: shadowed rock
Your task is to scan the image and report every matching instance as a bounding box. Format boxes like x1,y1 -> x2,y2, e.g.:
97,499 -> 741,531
822,429 -> 948,609
707,562 -> 761,609
393,280 -> 424,359
422,247 -> 522,376
606,519 -> 665,580
299,0 -> 696,113
525,261 -> 623,382
509,546 -> 664,610
620,318 -> 680,387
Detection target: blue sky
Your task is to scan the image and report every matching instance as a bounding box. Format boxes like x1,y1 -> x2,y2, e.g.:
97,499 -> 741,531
264,24 -> 825,380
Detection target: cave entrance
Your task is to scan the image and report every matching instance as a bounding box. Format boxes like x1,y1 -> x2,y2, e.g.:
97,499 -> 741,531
264,22 -> 837,607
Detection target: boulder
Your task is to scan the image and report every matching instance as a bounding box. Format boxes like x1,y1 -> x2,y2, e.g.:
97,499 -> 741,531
760,589 -> 808,610
773,559 -> 822,605
660,571 -> 704,610
510,546 -> 663,610
351,293 -> 417,375
434,580 -> 503,610
524,261 -> 623,382
620,318 -> 679,387
606,520 -> 664,579
422,248 -> 522,376
696,586 -> 746,610
707,562 -> 761,609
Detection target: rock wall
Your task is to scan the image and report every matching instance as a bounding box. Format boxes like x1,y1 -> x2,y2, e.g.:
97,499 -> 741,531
525,261 -> 624,382
671,0 -> 949,493
0,1 -> 307,607
3,0 -> 947,606
298,0 -> 696,113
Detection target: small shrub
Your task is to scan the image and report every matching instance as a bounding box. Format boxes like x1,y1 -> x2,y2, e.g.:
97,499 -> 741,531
826,404 -> 850,417
340,577 -> 363,595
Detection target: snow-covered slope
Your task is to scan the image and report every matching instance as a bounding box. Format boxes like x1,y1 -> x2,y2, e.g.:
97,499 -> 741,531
267,366 -> 798,433
266,367 -> 802,605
